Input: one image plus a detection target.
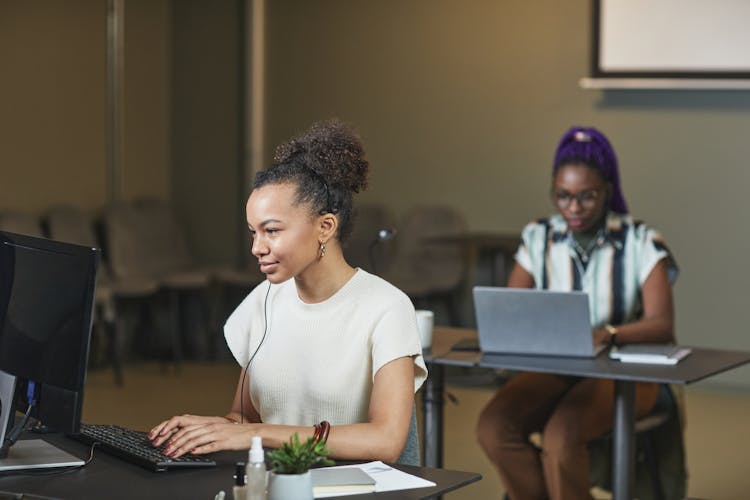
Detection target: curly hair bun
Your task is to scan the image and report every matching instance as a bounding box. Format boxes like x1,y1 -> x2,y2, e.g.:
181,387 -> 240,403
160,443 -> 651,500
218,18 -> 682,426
272,119 -> 369,194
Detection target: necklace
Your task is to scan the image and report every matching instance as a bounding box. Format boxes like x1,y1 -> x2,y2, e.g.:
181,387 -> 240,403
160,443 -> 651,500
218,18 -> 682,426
569,228 -> 604,263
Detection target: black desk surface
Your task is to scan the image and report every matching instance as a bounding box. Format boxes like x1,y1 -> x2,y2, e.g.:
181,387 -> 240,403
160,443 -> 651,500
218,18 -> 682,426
428,327 -> 750,385
479,346 -> 750,384
0,434 -> 480,500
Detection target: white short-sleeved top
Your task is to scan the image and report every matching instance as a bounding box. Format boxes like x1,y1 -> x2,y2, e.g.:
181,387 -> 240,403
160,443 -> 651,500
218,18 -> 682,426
515,213 -> 678,327
224,269 -> 427,426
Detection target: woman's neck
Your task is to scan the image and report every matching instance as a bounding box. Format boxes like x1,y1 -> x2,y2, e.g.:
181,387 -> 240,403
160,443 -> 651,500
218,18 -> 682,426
570,214 -> 607,238
569,216 -> 607,262
294,251 -> 356,304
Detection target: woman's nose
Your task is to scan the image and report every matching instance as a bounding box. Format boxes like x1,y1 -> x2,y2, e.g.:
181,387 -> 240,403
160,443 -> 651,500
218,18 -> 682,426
567,198 -> 584,212
251,236 -> 266,257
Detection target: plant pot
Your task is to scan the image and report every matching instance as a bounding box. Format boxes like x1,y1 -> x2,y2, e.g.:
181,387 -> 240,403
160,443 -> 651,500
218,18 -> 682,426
267,470 -> 313,500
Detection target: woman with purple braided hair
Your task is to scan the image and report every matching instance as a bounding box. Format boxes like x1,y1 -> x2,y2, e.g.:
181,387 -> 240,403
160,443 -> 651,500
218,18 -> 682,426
476,126 -> 678,500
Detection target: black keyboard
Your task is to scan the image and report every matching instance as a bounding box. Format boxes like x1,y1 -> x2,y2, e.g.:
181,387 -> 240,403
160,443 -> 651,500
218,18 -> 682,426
71,423 -> 216,472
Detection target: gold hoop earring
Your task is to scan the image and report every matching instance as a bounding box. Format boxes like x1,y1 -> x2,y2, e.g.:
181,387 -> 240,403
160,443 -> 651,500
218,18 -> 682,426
319,242 -> 326,258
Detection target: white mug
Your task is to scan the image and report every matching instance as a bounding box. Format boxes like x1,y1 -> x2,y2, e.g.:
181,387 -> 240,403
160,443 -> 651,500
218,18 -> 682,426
415,310 -> 434,351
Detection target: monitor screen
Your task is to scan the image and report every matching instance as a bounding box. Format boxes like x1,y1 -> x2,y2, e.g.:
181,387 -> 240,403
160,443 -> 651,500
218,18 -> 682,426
0,231 -> 98,434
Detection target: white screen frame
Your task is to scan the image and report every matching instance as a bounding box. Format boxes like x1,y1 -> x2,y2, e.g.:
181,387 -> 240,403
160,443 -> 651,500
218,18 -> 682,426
592,0 -> 750,79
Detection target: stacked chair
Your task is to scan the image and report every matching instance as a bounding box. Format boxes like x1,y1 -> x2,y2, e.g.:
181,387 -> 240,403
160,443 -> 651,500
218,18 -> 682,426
380,205 -> 468,326
0,211 -> 44,237
0,202 -> 270,378
46,205 -> 126,385
104,199 -> 213,367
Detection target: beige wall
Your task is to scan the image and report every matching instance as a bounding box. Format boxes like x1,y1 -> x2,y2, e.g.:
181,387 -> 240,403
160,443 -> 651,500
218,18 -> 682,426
171,0 -> 244,266
0,0 -> 241,265
0,0 -> 171,215
122,0 -> 172,202
265,0 -> 750,388
2,1 -> 749,388
0,0 -> 107,215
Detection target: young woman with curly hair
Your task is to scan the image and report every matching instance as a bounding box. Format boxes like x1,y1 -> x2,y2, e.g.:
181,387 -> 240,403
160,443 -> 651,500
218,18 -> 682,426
149,120 -> 426,464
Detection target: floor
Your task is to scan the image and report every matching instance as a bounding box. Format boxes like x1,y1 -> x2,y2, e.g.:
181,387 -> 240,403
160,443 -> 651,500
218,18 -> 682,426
82,362 -> 750,500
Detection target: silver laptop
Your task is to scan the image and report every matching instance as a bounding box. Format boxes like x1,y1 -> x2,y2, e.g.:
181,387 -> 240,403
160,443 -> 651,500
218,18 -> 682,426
473,286 -> 605,358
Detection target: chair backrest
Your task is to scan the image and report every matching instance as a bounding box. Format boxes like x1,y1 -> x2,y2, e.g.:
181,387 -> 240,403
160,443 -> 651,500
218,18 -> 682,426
133,198 -> 195,272
396,406 -> 420,466
0,211 -> 43,238
47,205 -> 98,247
393,205 -> 467,291
105,199 -> 195,280
47,205 -> 112,283
344,203 -> 396,273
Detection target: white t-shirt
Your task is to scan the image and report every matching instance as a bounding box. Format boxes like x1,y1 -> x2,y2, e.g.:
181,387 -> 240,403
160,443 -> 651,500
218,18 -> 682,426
224,269 -> 428,426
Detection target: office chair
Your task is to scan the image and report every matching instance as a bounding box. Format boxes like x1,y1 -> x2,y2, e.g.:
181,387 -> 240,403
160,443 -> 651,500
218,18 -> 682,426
343,202 -> 397,274
587,384 -> 687,500
520,384 -> 687,500
397,407 -> 421,466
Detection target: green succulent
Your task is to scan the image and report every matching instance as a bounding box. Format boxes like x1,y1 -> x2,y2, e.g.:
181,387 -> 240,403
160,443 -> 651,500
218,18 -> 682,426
267,432 -> 334,474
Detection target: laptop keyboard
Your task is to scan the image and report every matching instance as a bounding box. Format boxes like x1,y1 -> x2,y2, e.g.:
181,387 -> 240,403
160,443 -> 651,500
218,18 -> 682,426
72,423 -> 216,472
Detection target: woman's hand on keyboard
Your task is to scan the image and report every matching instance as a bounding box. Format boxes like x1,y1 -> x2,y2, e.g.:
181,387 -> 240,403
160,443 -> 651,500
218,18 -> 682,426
150,415 -> 260,458
148,414 -> 228,449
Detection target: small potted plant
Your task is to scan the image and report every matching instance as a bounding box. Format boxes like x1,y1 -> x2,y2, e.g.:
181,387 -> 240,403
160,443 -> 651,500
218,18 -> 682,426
266,432 -> 334,500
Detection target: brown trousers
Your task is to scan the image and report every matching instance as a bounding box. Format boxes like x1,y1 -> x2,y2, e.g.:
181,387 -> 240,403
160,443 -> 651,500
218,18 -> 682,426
476,373 -> 659,500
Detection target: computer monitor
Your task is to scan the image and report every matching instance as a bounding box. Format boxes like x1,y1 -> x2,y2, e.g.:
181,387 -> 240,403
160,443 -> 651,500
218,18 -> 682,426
0,231 -> 99,471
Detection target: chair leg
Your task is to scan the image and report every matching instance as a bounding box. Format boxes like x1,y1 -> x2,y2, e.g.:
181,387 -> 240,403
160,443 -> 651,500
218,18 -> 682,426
207,284 -> 223,360
169,290 -> 183,371
104,298 -> 125,386
642,431 -> 665,500
442,292 -> 462,326
107,319 -> 124,386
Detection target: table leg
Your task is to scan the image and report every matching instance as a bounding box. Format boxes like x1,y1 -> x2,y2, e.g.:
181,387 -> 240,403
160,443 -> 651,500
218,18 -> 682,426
489,251 -> 506,286
422,363 -> 444,468
612,380 -> 636,500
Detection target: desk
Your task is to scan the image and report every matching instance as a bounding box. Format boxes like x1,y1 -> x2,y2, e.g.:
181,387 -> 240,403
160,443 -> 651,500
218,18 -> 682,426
421,326 -> 750,500
0,434 -> 480,500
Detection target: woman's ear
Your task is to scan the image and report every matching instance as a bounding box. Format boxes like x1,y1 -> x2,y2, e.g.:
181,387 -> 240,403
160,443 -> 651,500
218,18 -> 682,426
318,213 -> 338,243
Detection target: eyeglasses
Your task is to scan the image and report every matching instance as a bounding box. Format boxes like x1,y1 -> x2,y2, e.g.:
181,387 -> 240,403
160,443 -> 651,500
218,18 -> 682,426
552,189 -> 602,209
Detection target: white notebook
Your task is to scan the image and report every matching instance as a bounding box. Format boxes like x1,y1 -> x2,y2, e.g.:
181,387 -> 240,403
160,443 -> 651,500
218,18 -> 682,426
609,344 -> 692,365
312,461 -> 435,498
311,467 -> 375,495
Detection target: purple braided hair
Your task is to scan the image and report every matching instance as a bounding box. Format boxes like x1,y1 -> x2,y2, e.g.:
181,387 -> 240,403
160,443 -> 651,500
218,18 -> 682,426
552,126 -> 628,214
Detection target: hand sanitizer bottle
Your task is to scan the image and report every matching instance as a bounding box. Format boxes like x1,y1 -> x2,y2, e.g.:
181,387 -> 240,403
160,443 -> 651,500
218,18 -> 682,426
246,436 -> 267,500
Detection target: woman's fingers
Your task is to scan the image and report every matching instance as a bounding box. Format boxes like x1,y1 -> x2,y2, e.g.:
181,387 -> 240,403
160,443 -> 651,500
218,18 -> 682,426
149,414 -> 203,446
149,419 -> 177,445
150,425 -> 179,447
163,423 -> 217,457
162,423 -> 255,458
